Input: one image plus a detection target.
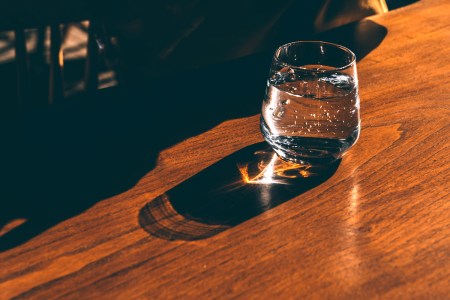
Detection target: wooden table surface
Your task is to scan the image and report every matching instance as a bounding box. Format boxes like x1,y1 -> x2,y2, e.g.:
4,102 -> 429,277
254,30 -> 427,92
1,0 -> 449,298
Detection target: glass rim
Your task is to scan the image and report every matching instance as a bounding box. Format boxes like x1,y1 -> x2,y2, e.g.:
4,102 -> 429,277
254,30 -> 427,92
273,40 -> 356,71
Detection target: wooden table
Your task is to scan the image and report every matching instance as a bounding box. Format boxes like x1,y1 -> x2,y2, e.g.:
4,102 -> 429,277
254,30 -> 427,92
1,0 -> 449,298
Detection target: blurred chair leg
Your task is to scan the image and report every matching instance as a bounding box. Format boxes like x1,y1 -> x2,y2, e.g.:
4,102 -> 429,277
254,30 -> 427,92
35,26 -> 47,66
15,28 -> 30,112
49,24 -> 64,104
85,19 -> 99,93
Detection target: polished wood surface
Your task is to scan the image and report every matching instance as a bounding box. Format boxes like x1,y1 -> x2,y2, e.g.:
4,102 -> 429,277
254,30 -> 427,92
1,0 -> 449,298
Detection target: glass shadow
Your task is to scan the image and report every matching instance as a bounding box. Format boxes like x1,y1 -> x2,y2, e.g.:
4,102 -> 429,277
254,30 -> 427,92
139,142 -> 340,241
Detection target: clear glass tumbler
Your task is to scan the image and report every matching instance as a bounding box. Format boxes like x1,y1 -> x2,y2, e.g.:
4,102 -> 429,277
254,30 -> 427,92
261,41 -> 360,165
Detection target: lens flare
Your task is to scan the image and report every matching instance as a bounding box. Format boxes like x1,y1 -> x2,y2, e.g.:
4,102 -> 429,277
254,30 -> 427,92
238,151 -> 312,185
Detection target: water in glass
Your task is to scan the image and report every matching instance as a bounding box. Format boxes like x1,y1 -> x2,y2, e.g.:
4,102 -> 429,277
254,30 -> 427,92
261,65 -> 360,165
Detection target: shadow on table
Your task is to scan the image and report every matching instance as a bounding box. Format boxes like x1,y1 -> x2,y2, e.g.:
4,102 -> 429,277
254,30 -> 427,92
0,19 -> 386,251
138,19 -> 387,241
139,142 -> 340,241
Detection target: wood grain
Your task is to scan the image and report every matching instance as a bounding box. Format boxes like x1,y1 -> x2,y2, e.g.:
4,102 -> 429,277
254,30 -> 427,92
1,0 -> 450,299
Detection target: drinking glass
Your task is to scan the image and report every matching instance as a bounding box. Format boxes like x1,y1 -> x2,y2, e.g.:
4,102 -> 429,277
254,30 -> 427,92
260,41 -> 360,165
